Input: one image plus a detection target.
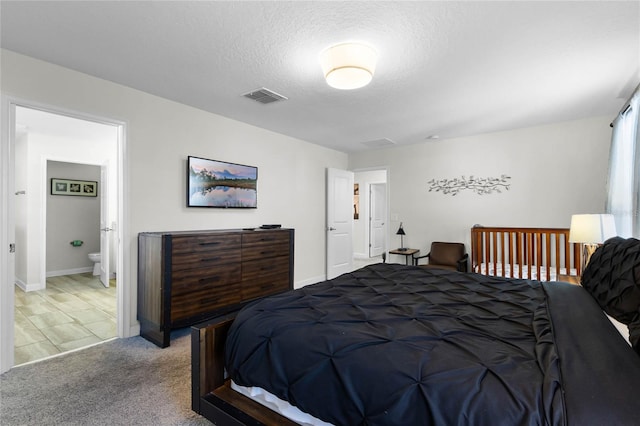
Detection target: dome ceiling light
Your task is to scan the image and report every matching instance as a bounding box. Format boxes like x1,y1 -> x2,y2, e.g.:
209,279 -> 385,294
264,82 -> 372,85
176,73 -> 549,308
320,42 -> 377,90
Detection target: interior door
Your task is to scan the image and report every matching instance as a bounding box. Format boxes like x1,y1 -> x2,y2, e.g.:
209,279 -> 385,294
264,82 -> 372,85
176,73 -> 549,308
369,183 -> 386,257
326,168 -> 354,279
99,164 -> 110,287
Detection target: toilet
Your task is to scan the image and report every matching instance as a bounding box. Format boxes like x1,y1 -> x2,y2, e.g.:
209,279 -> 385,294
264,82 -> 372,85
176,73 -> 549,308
88,252 -> 101,276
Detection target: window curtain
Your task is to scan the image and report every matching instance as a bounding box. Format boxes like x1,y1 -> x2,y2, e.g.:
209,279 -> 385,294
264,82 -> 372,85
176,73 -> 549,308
606,88 -> 640,238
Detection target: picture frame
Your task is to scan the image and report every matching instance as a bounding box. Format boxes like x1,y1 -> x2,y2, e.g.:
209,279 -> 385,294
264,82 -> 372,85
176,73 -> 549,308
187,156 -> 258,208
51,178 -> 98,197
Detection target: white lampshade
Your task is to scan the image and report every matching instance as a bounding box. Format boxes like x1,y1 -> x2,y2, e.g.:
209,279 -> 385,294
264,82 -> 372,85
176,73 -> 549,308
569,214 -> 617,244
320,42 -> 377,90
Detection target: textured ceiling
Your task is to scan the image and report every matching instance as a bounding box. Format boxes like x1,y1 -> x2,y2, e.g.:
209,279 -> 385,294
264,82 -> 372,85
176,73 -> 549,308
1,1 -> 639,153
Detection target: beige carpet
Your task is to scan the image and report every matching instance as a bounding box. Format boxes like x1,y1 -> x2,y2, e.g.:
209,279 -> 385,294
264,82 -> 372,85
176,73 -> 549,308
0,329 -> 211,425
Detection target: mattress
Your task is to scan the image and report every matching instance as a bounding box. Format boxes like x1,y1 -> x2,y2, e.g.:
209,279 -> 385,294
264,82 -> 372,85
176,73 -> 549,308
225,263 -> 640,426
476,263 -> 577,281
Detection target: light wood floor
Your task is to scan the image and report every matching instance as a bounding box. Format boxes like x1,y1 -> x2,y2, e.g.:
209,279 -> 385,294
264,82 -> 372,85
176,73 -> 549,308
14,273 -> 116,365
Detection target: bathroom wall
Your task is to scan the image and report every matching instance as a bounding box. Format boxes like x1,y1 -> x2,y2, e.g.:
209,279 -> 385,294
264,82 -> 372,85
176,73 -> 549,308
46,161 -> 100,275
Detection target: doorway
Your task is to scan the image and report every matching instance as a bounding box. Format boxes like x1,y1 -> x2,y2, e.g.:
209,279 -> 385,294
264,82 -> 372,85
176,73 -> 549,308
1,102 -> 126,371
353,169 -> 388,265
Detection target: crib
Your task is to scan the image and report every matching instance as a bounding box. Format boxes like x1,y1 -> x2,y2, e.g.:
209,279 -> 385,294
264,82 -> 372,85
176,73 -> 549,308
471,225 -> 582,282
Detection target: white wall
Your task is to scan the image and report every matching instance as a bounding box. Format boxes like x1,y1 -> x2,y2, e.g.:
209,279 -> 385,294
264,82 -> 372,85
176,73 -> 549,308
349,116 -> 612,258
1,49 -> 348,334
353,169 -> 387,257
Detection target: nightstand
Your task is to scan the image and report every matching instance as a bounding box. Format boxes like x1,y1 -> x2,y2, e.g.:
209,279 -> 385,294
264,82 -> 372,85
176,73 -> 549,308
388,248 -> 419,265
557,274 -> 581,285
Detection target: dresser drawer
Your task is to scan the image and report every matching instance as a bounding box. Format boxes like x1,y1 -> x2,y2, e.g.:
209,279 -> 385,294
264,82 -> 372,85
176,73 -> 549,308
171,234 -> 241,255
171,280 -> 242,323
171,263 -> 241,296
242,231 -> 291,261
171,248 -> 241,272
242,256 -> 290,300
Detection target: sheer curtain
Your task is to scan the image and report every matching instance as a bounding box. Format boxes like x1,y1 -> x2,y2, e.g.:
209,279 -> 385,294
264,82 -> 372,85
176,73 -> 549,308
606,88 -> 640,238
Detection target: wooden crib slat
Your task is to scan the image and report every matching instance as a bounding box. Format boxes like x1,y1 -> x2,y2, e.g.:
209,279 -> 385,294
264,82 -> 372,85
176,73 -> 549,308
508,231 -> 514,278
516,232 -> 523,278
555,232 -> 561,279
492,231 -> 498,277
545,233 -> 551,282
535,232 -> 542,280
499,232 -> 504,277
527,232 -> 532,278
484,231 -> 490,276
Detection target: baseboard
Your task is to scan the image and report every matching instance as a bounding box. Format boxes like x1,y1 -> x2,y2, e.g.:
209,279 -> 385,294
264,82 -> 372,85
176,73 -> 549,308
46,267 -> 93,277
129,323 -> 141,338
295,274 -> 325,289
15,278 -> 45,292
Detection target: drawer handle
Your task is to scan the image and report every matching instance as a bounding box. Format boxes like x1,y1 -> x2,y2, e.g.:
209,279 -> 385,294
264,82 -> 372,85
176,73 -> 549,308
199,241 -> 221,246
200,257 -> 221,262
199,276 -> 221,284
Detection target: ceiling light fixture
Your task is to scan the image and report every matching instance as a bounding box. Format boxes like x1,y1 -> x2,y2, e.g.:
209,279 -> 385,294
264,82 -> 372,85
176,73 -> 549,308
320,42 -> 377,90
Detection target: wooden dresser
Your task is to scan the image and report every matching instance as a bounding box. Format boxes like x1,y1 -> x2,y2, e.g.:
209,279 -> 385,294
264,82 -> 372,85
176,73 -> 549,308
137,228 -> 294,347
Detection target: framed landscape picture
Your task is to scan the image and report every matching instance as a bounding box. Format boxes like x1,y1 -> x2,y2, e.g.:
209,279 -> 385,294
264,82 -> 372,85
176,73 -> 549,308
51,178 -> 98,197
187,156 -> 258,208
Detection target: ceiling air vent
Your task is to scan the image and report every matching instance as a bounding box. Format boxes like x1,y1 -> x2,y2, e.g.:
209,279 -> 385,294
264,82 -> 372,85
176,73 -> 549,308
242,87 -> 288,104
361,138 -> 396,148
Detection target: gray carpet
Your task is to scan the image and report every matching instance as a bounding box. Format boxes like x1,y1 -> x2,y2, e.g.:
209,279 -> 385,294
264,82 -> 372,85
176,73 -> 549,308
0,329 -> 212,425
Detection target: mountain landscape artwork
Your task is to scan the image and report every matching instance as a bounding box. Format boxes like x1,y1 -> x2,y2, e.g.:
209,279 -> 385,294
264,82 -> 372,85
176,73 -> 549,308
188,156 -> 257,208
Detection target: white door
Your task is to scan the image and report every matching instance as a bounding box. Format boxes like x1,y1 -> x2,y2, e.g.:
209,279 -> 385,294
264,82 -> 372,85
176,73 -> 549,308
99,165 -> 110,287
326,168 -> 353,279
369,183 -> 386,257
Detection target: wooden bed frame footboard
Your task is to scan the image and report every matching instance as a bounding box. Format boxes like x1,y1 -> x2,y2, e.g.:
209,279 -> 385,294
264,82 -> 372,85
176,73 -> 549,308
191,313 -> 298,426
471,226 -> 582,281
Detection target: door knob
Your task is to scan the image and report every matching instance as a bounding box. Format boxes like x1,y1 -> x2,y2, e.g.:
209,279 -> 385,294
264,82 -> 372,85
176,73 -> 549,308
328,227 -> 336,231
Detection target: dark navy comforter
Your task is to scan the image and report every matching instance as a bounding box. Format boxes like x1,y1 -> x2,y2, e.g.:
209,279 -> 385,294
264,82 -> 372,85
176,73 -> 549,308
225,263 -> 640,426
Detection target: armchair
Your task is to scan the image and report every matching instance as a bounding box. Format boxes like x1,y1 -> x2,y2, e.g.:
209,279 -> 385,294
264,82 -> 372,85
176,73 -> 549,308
413,242 -> 468,272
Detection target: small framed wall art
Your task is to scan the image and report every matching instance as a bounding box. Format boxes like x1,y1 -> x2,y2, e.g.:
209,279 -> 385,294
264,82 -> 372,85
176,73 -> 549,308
51,178 -> 98,197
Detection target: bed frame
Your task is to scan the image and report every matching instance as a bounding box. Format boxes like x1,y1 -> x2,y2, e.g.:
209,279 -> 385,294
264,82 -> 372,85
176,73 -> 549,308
471,225 -> 582,281
191,313 -> 298,426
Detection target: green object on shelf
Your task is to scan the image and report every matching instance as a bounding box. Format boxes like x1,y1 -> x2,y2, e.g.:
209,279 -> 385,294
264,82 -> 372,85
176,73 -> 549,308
70,240 -> 83,247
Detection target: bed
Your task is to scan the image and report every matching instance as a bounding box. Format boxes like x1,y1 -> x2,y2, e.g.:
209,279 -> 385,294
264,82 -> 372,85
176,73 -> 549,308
192,237 -> 640,426
471,225 -> 581,281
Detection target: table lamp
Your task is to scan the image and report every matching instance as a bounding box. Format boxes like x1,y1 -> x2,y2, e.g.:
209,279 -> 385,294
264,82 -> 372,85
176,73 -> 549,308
396,223 -> 407,251
569,214 -> 617,269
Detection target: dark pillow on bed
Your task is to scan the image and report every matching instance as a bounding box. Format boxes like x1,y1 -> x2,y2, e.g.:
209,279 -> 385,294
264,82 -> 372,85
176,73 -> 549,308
581,237 -> 640,354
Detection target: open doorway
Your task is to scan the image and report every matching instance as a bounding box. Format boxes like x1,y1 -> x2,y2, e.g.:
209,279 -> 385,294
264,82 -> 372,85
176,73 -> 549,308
352,169 -> 388,269
11,106 -> 121,366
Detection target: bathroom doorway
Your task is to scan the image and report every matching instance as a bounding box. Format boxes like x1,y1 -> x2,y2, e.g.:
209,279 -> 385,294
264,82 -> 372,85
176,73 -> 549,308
12,106 -> 120,365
